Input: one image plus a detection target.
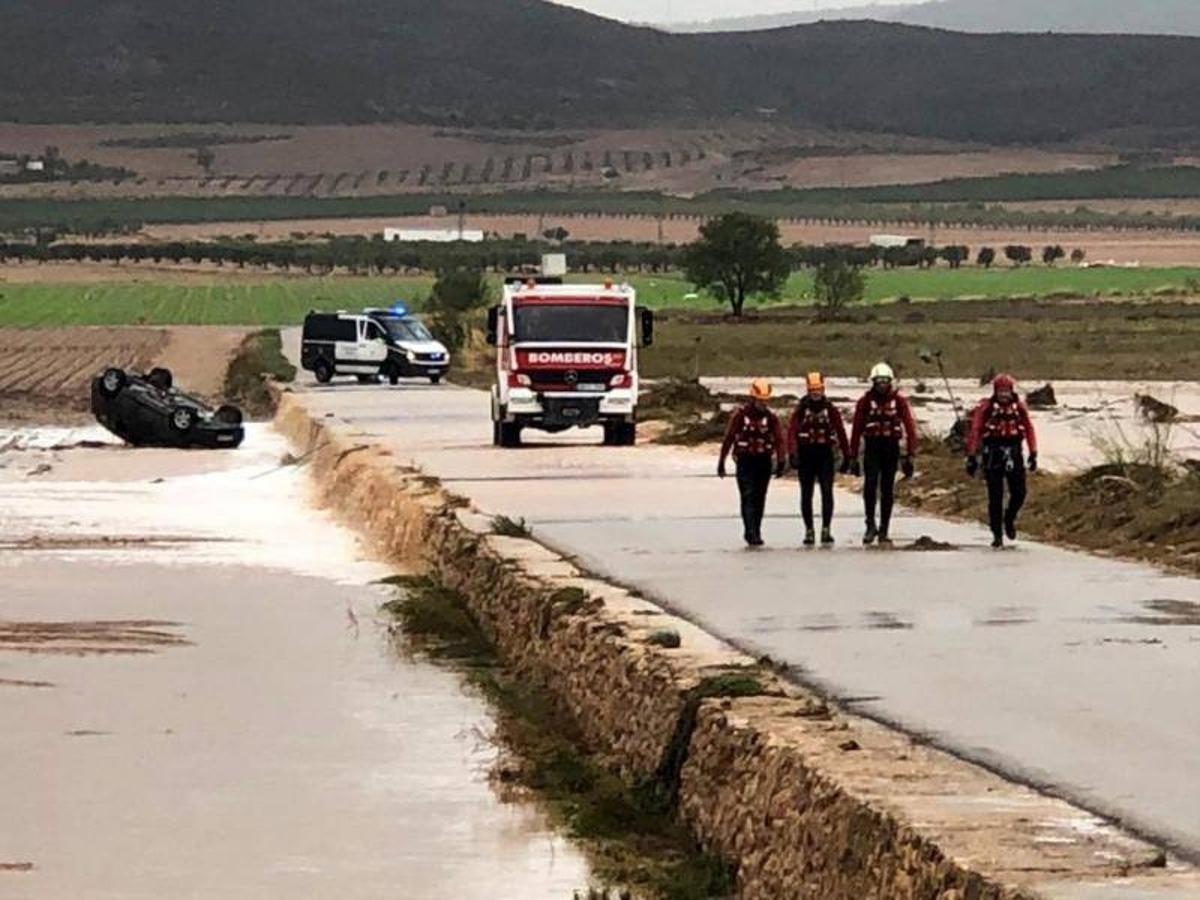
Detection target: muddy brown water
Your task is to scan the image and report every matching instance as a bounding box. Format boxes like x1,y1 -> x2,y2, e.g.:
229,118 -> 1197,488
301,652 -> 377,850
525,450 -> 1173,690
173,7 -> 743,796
0,425 -> 590,897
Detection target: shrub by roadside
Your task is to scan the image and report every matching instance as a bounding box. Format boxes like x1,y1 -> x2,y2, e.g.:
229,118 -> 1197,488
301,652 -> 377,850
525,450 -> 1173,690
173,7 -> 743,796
222,329 -> 296,417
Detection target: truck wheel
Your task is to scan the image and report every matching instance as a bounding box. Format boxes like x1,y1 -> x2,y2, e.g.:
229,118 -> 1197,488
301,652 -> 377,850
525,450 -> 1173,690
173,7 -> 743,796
99,367 -> 127,398
499,421 -> 522,448
314,359 -> 334,384
169,406 -> 197,434
429,373 -> 442,385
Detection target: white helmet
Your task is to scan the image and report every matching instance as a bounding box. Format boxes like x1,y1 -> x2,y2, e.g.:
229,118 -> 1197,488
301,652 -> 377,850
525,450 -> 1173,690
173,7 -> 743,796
870,362 -> 895,382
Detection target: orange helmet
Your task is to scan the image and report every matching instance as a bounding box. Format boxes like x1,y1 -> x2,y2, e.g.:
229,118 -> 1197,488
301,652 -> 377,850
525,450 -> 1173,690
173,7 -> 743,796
806,372 -> 826,396
749,378 -> 772,400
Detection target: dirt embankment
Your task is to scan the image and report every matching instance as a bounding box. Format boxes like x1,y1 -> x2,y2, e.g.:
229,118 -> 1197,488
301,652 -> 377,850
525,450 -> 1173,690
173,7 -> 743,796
0,326 -> 247,424
272,391 -> 1200,899
899,435 -> 1200,577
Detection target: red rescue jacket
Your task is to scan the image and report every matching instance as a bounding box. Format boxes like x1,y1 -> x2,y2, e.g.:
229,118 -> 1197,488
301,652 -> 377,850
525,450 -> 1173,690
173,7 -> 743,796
966,396 -> 1037,455
787,397 -> 850,459
850,388 -> 918,456
720,404 -> 786,462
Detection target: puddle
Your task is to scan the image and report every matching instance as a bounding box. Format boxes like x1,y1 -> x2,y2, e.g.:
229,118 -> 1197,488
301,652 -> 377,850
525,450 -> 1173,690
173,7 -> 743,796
0,424 -> 591,898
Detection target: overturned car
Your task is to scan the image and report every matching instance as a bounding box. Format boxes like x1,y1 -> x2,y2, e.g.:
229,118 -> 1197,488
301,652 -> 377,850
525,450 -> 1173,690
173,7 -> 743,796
91,367 -> 245,449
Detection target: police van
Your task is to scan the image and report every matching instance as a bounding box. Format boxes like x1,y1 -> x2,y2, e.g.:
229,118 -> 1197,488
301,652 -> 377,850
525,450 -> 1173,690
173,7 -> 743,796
300,304 -> 450,385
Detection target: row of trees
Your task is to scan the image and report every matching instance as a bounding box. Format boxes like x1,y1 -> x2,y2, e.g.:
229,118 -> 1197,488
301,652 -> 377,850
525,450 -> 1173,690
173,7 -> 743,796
0,233 -> 1087,280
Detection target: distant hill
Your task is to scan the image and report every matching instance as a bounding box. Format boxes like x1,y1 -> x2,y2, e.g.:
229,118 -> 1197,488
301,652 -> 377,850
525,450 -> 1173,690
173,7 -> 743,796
677,0 -> 1200,36
4,0 -> 1200,145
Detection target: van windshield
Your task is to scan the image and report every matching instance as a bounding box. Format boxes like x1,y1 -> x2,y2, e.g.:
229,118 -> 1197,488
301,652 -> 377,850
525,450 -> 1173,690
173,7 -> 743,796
512,304 -> 628,343
380,317 -> 433,343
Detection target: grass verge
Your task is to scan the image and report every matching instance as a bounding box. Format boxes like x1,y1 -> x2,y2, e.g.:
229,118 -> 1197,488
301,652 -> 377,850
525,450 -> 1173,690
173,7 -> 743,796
647,299 -> 1200,380
897,433 -> 1200,576
381,575 -> 738,899
222,329 -> 296,417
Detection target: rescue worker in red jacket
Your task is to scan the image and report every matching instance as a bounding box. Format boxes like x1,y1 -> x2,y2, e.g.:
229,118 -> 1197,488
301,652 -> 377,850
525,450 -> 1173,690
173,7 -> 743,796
787,372 -> 850,546
718,378 -> 787,546
849,363 -> 918,545
966,373 -> 1038,548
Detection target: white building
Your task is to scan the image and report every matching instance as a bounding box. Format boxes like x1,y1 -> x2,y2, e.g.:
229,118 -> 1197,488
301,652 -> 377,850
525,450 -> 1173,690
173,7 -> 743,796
382,228 -> 484,243
870,234 -> 925,249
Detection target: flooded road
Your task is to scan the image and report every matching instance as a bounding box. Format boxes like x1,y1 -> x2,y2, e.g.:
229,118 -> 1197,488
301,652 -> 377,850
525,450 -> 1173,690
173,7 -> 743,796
0,425 -> 590,898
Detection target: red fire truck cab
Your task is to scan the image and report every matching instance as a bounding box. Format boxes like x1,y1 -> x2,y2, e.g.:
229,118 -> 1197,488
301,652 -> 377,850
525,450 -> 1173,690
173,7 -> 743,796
486,279 -> 653,447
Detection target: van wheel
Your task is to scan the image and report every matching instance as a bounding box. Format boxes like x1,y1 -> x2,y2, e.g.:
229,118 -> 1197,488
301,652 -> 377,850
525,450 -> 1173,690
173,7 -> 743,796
384,364 -> 400,386
169,406 -> 197,434
99,367 -> 127,398
314,359 -> 333,384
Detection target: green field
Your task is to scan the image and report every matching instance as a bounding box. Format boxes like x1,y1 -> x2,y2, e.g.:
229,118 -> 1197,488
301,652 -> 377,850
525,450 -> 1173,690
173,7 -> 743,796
0,277 -> 433,327
596,266 -> 1200,309
0,266 -> 1197,327
7,168 -> 1200,232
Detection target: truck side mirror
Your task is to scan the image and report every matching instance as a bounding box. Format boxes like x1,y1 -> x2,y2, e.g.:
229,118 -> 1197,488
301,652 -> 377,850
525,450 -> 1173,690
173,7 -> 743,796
486,305 -> 500,346
640,308 -> 654,348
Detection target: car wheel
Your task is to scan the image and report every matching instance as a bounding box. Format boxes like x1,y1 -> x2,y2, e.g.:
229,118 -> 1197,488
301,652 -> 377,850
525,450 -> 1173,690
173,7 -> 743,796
619,422 -> 637,446
384,364 -> 400,386
169,405 -> 197,433
429,373 -> 442,385
314,359 -> 334,384
602,423 -> 617,446
99,367 -> 127,398
214,404 -> 243,426
147,367 -> 173,391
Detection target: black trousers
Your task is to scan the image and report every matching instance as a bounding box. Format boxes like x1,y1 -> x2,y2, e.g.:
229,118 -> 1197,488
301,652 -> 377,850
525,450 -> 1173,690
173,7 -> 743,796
863,437 -> 900,533
735,454 -> 773,541
983,443 -> 1027,537
795,445 -> 835,530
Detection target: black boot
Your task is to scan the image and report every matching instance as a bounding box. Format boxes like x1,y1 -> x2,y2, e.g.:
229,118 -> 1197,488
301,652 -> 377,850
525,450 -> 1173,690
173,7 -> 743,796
1004,515 -> 1017,541
863,521 -> 878,545
991,531 -> 1004,549
821,527 -> 835,545
803,527 -> 816,546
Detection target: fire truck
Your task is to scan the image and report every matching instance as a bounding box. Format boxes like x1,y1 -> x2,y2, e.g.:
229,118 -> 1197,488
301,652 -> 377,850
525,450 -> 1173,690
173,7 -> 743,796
486,278 -> 653,447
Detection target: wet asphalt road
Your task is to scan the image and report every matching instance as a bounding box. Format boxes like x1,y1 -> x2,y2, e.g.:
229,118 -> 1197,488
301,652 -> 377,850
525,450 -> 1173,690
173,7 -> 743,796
289,375 -> 1200,860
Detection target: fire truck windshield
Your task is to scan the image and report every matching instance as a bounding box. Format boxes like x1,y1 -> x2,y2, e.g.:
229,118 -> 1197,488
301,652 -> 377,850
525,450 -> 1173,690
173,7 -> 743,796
512,304 -> 628,343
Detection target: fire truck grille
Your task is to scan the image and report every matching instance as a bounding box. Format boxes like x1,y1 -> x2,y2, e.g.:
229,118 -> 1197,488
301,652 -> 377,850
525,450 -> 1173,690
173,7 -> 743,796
529,369 -> 612,390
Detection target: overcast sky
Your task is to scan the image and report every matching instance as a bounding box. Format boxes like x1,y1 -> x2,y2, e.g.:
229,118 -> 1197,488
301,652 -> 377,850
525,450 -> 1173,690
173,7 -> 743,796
553,0 -> 909,24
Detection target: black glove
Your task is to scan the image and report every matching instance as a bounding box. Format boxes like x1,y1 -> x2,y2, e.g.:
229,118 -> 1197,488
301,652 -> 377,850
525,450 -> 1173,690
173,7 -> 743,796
717,459 -> 727,479
848,458 -> 861,477
966,456 -> 979,478
774,458 -> 786,478
901,456 -> 915,479
1028,453 -> 1038,473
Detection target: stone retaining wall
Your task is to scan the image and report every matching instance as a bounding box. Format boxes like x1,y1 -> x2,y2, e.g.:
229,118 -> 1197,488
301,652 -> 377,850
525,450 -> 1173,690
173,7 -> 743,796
276,393 -> 1199,900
